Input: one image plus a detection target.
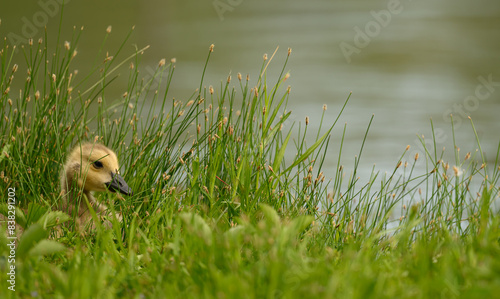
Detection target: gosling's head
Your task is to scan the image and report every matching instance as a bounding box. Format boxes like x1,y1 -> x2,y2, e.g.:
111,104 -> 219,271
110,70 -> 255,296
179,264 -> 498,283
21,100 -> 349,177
62,143 -> 133,196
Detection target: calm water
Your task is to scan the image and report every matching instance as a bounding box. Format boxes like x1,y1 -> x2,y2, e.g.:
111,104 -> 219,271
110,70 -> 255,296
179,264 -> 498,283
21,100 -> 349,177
1,0 -> 499,179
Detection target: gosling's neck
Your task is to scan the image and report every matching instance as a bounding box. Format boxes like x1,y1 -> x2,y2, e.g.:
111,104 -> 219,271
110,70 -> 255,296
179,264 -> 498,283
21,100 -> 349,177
60,166 -> 98,218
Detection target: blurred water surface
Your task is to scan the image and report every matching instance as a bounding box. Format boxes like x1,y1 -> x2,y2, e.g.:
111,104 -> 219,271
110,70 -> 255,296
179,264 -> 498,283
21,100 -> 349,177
1,0 -> 499,178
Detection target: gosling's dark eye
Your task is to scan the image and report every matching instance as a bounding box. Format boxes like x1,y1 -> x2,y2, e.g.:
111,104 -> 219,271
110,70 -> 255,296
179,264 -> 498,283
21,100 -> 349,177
93,161 -> 104,169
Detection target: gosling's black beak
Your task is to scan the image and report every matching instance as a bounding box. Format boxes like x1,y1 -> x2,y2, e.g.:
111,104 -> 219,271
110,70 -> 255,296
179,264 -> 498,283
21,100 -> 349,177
106,172 -> 133,196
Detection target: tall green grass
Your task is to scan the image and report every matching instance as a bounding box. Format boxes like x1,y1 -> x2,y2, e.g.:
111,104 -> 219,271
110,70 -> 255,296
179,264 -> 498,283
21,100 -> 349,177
1,25 -> 500,298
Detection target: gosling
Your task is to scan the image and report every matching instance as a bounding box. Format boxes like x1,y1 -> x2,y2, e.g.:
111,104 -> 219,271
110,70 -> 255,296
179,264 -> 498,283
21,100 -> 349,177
60,143 -> 133,225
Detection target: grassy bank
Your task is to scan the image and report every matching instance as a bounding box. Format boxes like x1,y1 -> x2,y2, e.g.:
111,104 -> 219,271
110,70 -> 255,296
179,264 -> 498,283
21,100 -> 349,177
1,25 -> 500,298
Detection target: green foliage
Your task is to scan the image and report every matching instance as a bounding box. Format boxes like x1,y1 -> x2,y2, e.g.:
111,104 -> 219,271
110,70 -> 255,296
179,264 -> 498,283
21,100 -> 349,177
0,24 -> 499,299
